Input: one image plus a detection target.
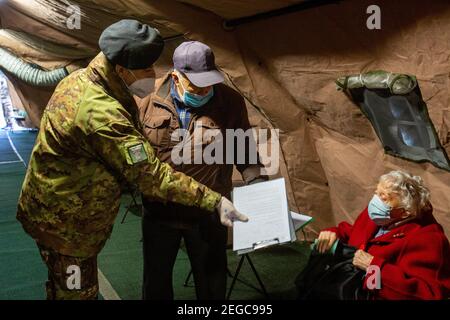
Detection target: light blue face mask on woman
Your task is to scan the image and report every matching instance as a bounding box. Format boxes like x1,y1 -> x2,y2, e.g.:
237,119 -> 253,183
368,194 -> 392,226
179,79 -> 214,108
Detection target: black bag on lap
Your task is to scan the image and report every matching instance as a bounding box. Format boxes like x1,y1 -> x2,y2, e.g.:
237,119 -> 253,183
295,241 -> 370,300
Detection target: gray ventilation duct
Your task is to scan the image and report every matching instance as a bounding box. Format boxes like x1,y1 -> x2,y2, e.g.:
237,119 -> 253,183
0,47 -> 68,87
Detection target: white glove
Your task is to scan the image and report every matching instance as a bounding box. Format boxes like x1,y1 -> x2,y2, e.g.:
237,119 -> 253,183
216,196 -> 249,227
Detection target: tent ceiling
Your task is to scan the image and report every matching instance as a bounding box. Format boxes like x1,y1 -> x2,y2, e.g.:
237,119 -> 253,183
176,0 -> 307,19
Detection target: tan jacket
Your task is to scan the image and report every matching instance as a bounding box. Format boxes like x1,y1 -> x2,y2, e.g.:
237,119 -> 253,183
139,72 -> 259,227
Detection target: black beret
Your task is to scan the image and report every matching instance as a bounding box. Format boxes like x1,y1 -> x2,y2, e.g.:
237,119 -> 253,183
99,19 -> 164,69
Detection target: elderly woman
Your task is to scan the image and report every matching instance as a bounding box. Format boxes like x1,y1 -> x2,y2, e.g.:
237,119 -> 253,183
316,170 -> 450,300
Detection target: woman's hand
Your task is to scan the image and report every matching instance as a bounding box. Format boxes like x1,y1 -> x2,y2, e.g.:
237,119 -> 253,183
317,231 -> 337,253
352,250 -> 374,271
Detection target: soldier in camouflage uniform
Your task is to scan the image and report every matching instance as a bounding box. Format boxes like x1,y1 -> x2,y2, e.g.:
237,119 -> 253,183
16,20 -> 247,300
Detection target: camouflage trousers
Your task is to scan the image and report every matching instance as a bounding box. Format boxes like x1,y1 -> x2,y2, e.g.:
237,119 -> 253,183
37,244 -> 99,300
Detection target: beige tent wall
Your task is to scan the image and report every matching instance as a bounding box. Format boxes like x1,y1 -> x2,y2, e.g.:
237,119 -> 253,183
1,0 -> 449,237
227,0 -> 450,236
142,0 -> 450,236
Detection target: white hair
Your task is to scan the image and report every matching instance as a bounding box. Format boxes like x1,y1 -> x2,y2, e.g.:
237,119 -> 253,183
379,170 -> 431,216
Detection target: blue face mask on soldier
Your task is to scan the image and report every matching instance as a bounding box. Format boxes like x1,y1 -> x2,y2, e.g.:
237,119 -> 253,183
179,79 -> 214,108
368,194 -> 392,226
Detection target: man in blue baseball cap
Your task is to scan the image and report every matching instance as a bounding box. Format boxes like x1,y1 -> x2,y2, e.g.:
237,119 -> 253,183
139,41 -> 267,300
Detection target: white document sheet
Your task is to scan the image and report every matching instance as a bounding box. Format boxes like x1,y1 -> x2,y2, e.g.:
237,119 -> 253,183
290,211 -> 313,231
232,178 -> 293,254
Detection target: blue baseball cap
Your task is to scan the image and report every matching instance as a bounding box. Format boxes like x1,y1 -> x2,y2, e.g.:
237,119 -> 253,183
173,41 -> 224,87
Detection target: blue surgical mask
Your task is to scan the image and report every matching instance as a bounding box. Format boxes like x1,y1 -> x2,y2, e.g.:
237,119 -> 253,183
179,80 -> 214,108
368,194 -> 392,226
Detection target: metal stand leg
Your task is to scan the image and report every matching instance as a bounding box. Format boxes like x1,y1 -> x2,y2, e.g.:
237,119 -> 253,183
226,254 -> 269,300
184,255 -> 268,299
246,254 -> 269,299
226,255 -> 245,300
184,269 -> 193,287
121,191 -> 139,224
120,207 -> 130,224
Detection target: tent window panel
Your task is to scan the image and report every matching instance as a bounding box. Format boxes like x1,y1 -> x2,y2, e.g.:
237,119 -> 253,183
389,97 -> 415,121
344,79 -> 450,172
398,124 -> 424,147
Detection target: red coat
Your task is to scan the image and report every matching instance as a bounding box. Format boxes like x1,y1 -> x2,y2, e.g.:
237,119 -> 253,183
324,207 -> 450,300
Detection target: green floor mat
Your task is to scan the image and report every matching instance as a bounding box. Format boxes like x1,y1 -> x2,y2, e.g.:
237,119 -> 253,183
0,131 -> 21,162
98,199 -> 311,300
7,130 -> 38,165
0,131 -> 47,300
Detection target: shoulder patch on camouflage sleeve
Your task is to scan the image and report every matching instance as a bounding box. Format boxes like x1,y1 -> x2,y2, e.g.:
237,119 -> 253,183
128,143 -> 148,164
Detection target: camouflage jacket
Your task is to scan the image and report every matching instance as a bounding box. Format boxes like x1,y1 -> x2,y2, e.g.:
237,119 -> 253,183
17,53 -> 221,258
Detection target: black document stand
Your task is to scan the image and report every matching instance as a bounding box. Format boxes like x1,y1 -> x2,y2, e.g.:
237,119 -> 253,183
183,253 -> 269,299
226,239 -> 280,299
226,253 -> 269,300
120,188 -> 140,224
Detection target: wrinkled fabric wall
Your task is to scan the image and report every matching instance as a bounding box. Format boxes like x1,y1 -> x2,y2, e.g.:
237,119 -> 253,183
0,0 -> 449,237
230,0 -> 450,236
